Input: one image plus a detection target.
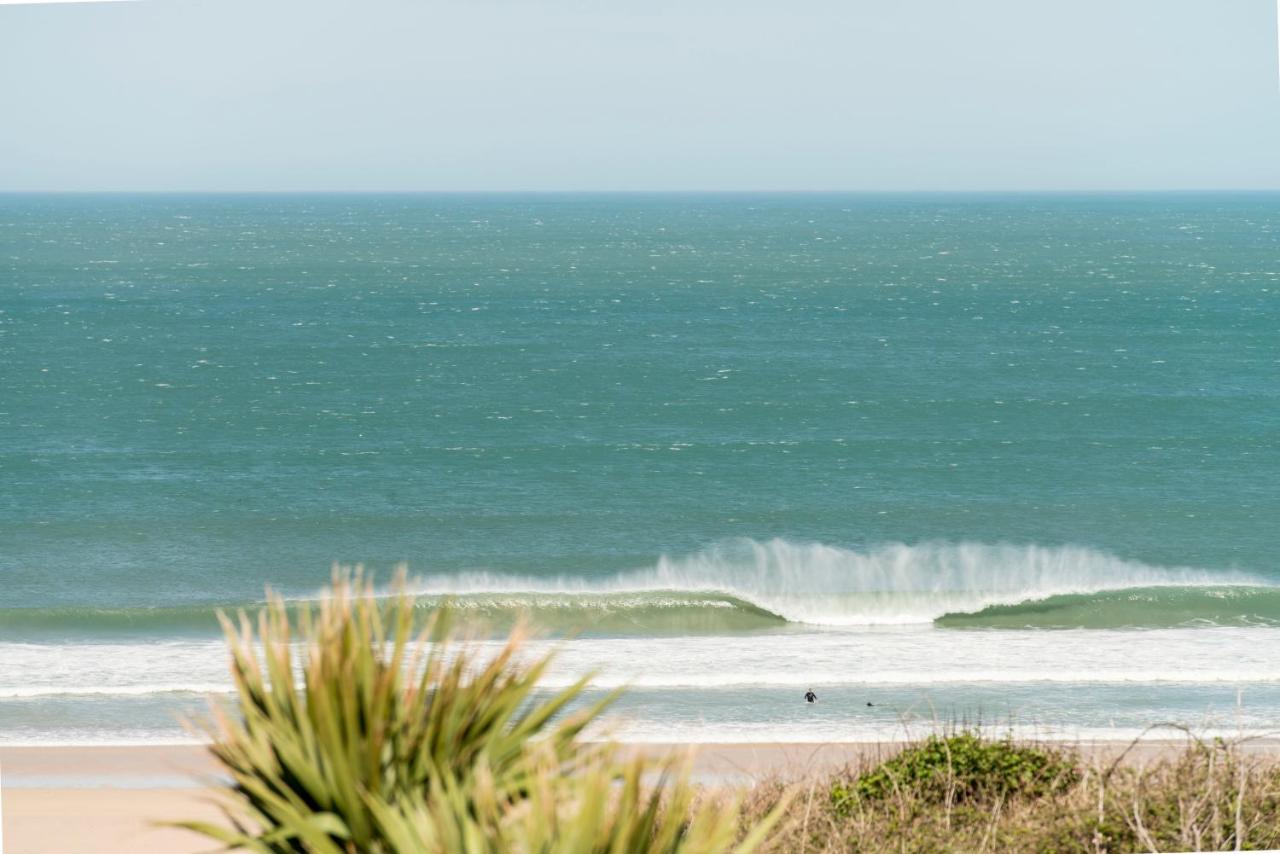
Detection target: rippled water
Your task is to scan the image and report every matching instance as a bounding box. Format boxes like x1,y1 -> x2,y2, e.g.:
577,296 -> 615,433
1,193 -> 1278,742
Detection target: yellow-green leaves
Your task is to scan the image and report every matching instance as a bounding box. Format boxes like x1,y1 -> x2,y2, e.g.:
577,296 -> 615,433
177,570 -> 785,853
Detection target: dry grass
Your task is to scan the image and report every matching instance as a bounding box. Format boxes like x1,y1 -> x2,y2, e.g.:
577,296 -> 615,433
740,733 -> 1280,852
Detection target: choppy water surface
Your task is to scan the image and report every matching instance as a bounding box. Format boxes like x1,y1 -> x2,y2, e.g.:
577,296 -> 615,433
1,193 -> 1278,743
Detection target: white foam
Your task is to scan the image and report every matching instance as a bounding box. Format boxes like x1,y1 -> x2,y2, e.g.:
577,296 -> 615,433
524,628 -> 1280,690
7,625 -> 1280,698
0,684 -> 232,699
0,640 -> 233,700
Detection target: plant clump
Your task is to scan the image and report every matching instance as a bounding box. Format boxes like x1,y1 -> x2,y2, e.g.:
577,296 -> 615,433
831,732 -> 1079,811
176,570 -> 787,853
744,734 -> 1280,852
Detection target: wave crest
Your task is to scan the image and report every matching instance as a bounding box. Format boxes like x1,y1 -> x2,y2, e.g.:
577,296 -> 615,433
406,539 -> 1263,628
0,540 -> 1269,634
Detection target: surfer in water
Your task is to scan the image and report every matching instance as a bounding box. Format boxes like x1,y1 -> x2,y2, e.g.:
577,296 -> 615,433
804,690 -> 817,704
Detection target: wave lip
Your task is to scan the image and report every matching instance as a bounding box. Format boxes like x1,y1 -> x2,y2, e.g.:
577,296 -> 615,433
405,539 -> 1270,629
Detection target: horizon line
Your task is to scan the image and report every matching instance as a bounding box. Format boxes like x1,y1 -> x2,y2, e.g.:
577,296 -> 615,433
4,188 -> 1280,196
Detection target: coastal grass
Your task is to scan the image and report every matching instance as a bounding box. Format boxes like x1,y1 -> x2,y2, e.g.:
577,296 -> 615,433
742,732 -> 1280,852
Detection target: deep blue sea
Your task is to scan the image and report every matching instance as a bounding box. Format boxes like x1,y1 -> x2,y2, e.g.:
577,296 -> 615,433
1,193 -> 1278,743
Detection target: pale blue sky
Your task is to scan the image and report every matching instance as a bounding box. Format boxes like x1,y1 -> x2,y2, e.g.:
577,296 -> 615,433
2,0 -> 1278,191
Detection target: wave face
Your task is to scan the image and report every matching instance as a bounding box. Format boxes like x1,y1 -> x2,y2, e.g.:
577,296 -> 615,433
402,539 -> 1268,630
938,586 -> 1280,629
0,593 -> 786,639
0,540 -> 1269,637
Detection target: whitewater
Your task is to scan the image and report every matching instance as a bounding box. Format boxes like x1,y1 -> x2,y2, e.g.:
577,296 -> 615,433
3,539 -> 1279,744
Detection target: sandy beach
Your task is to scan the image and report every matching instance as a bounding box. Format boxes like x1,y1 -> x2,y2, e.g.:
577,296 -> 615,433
6,739 -> 1277,854
0,743 -> 927,853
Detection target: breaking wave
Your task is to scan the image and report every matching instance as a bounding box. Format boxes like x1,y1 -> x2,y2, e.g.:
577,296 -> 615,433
3,540 -> 1270,634
400,539 -> 1271,629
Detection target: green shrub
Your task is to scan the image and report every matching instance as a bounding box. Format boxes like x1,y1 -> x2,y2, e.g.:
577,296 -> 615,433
744,735 -> 1280,852
831,732 -> 1078,812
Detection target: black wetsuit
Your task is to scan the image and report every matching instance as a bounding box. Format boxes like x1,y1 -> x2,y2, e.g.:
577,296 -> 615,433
804,691 -> 817,703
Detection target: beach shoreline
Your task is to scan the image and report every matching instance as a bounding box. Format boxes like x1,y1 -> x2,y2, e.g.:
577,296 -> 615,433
7,739 -> 1280,853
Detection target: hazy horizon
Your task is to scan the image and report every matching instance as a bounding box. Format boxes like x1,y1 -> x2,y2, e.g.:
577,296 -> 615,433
7,188 -> 1280,196
3,0 -> 1279,192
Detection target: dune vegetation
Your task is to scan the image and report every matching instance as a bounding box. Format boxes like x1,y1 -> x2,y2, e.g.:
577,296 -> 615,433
742,732 -> 1280,852
179,573 -> 1280,852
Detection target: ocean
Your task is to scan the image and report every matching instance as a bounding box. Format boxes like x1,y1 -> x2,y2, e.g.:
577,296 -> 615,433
1,192 -> 1277,744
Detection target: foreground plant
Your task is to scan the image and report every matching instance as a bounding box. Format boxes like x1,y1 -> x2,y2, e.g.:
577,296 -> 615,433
178,572 -> 785,852
368,747 -> 782,854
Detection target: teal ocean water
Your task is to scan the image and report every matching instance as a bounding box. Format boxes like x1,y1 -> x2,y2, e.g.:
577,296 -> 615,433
1,193 -> 1278,743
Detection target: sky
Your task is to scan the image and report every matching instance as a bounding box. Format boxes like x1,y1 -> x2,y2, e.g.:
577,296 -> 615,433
1,0 -> 1279,192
